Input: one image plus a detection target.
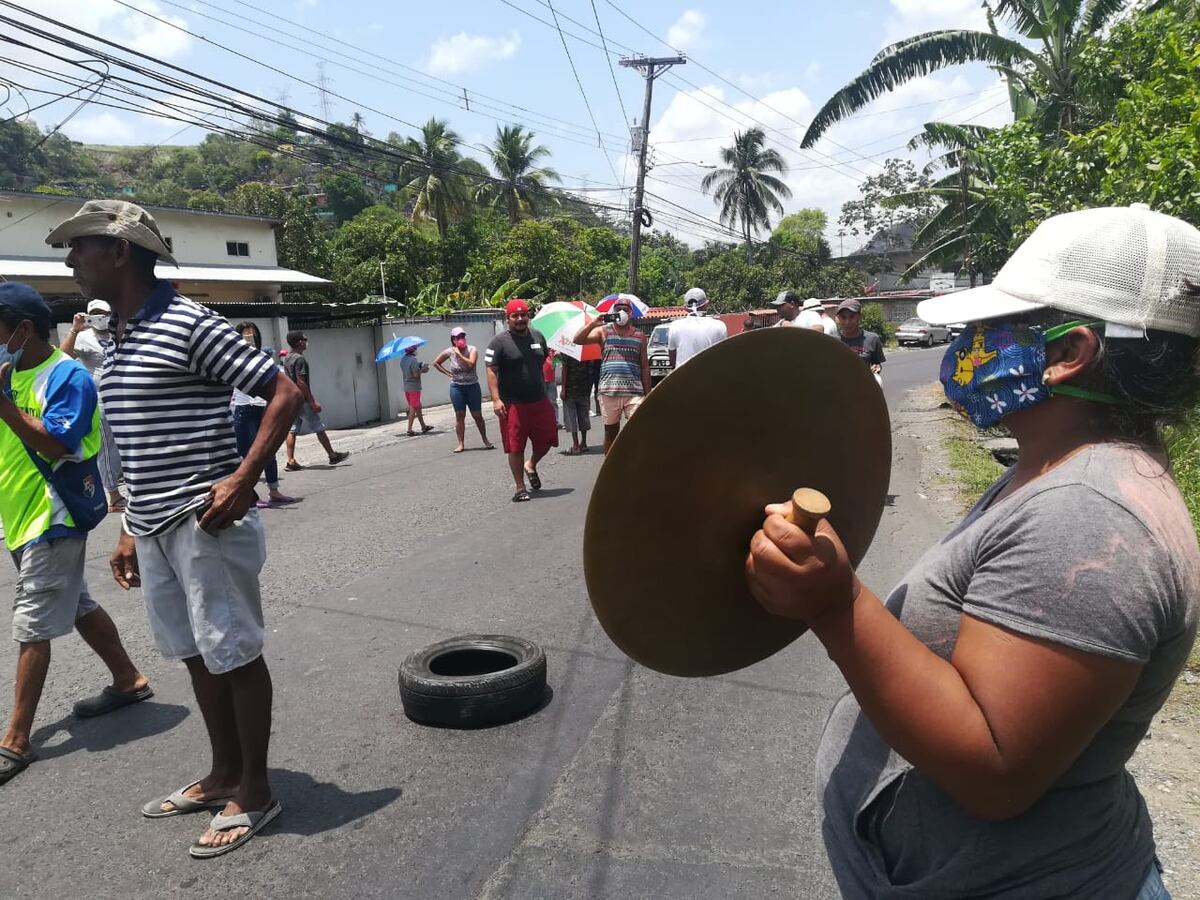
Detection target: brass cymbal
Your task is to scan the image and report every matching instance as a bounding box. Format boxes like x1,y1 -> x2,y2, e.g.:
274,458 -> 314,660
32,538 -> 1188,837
583,326 -> 891,677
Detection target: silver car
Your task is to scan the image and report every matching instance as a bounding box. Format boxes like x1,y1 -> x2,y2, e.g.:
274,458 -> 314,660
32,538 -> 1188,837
896,317 -> 951,347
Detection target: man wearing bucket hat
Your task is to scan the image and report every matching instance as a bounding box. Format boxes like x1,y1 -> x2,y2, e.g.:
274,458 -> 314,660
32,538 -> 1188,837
49,200 -> 303,857
0,282 -> 152,787
747,205 -> 1200,899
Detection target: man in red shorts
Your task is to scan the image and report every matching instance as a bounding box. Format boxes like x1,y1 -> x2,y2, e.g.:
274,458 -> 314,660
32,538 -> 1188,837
485,300 -> 558,502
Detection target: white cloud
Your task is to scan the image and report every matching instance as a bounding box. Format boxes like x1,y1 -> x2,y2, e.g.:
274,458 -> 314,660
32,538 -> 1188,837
631,73 -> 1011,250
425,31 -> 521,76
65,112 -> 136,144
666,10 -> 709,51
883,0 -> 989,44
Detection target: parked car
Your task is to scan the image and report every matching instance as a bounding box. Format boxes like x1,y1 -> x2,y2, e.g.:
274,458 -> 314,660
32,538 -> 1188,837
896,317 -> 951,347
948,322 -> 968,340
648,324 -> 672,384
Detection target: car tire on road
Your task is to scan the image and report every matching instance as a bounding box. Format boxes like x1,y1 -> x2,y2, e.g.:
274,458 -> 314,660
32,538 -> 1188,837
399,634 -> 547,728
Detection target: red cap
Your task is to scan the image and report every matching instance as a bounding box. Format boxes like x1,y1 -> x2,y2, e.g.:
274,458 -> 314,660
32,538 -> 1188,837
505,299 -> 529,316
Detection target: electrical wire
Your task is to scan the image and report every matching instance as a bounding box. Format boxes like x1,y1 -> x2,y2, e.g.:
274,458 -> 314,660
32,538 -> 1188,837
542,0 -> 621,184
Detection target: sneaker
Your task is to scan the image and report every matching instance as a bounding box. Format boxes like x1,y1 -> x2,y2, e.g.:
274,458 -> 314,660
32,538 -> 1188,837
329,451 -> 350,465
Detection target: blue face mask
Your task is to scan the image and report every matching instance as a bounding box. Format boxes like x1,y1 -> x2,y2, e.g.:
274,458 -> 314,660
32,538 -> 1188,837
0,329 -> 27,373
940,321 -> 1120,428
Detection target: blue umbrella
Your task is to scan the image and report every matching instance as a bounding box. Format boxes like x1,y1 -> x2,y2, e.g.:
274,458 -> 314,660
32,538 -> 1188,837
376,335 -> 427,364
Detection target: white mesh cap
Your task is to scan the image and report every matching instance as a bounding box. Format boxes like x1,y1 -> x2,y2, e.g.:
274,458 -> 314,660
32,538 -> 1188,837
918,205 -> 1200,337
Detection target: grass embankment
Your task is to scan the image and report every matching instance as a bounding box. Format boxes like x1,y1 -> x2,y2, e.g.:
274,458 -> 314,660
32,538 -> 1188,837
945,413 -> 1200,674
1166,415 -> 1200,673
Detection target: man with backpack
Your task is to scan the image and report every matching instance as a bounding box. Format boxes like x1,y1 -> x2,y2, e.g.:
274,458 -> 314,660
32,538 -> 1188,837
0,283 -> 151,787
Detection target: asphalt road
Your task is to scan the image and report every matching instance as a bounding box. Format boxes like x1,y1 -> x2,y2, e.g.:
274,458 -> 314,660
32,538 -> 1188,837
0,345 -> 948,900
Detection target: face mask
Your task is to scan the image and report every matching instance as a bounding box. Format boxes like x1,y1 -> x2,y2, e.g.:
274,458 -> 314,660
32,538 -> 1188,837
940,321 -> 1121,428
0,328 -> 28,374
616,310 -> 631,326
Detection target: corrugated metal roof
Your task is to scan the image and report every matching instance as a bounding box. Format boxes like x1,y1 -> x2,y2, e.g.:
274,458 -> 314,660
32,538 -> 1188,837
0,257 -> 330,286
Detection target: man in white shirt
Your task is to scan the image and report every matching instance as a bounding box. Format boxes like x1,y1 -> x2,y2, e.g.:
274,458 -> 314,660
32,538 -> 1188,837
771,291 -> 803,326
60,298 -> 124,511
668,287 -> 728,369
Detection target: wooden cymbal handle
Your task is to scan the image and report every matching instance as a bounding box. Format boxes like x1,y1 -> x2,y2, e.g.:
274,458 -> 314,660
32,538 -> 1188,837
786,488 -> 831,535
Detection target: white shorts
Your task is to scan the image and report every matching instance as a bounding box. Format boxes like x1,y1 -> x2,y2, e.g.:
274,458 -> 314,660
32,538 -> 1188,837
136,509 -> 267,674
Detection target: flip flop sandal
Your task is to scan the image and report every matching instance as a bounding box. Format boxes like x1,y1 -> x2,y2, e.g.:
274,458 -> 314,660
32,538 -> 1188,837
512,490 -> 532,503
483,444 -> 496,450
189,800 -> 283,859
73,684 -> 154,719
0,747 -> 34,786
142,781 -> 234,818
421,425 -> 435,433
525,468 -> 542,491
285,462 -> 303,472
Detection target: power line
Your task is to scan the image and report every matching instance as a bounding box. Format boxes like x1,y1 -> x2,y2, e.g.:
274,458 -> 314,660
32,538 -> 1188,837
589,0 -> 630,127
0,19 -> 630,220
543,0 -> 621,184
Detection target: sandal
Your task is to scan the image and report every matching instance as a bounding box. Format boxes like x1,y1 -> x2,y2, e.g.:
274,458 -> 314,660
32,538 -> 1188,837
512,490 -> 532,503
525,467 -> 542,491
73,683 -> 154,718
0,746 -> 34,786
141,780 -> 234,818
421,425 -> 435,433
189,800 -> 283,859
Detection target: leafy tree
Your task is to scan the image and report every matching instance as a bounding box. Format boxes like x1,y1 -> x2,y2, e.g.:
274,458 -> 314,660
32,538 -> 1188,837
476,124 -> 561,223
331,206 -> 438,304
187,190 -> 226,212
320,170 -> 372,224
702,127 -> 792,257
838,158 -> 937,249
770,209 -> 831,260
978,2 -> 1200,242
225,182 -> 332,278
800,0 -> 1146,145
475,217 -> 590,300
398,118 -> 469,238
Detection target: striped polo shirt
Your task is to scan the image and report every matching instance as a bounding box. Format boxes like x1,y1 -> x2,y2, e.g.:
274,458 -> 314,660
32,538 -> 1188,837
99,281 -> 278,536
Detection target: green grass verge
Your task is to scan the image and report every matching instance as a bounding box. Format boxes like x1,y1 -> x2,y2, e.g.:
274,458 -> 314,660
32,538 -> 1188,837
1165,412 -> 1200,673
942,419 -> 1006,508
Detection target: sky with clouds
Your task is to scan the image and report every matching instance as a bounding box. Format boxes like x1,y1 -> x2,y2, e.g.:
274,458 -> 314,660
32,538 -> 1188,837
2,0 -> 1015,250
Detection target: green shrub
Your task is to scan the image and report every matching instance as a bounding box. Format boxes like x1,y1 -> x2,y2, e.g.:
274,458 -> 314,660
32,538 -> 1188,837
861,302 -> 896,344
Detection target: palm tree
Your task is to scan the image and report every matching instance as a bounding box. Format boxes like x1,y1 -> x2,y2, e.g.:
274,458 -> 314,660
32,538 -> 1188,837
477,125 -> 562,224
701,127 -> 792,258
800,0 -> 1142,146
398,118 -> 468,238
893,122 -> 1008,286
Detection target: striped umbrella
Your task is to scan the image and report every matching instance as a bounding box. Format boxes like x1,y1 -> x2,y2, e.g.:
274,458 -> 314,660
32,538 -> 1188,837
595,293 -> 649,319
531,300 -> 601,361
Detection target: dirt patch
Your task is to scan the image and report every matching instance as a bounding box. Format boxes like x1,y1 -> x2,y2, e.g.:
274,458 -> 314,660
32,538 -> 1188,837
899,385 -> 1200,898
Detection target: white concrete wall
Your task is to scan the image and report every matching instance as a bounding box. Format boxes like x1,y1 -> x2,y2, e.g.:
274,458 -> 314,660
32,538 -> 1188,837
0,193 -> 278,266
373,320 -> 504,420
294,327 -> 381,430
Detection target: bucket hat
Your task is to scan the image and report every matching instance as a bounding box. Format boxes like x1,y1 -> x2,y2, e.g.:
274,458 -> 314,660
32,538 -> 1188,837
46,200 -> 178,266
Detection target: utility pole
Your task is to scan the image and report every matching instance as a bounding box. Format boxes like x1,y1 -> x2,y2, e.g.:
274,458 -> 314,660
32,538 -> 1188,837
620,55 -> 685,295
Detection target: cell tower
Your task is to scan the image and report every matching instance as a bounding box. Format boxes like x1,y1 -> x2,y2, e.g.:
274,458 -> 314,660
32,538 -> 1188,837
315,62 -> 333,121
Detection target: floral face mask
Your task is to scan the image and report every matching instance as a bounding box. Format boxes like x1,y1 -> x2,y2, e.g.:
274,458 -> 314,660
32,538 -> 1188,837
940,321 -> 1119,428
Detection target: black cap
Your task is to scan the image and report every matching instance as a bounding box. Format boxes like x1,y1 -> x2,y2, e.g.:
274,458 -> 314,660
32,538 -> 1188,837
0,283 -> 51,321
771,291 -> 800,307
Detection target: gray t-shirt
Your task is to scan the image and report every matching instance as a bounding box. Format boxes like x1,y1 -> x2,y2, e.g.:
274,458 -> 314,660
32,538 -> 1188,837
400,354 -> 424,392
818,443 -> 1199,899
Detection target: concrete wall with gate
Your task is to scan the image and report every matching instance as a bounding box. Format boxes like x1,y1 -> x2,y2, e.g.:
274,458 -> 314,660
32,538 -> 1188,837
301,316 -> 504,428
294,326 -> 382,429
